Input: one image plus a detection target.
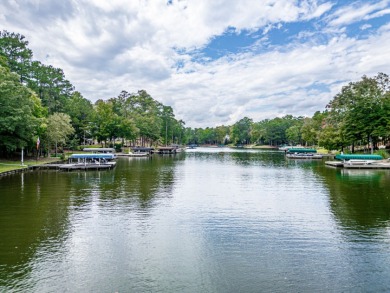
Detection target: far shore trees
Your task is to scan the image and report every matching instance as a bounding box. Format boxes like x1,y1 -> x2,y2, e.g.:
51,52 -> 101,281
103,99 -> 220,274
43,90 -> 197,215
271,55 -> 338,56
1,29 -> 390,157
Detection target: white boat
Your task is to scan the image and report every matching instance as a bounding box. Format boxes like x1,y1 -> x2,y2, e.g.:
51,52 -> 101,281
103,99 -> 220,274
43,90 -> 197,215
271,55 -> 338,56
286,153 -> 323,159
279,145 -> 294,151
126,152 -> 149,157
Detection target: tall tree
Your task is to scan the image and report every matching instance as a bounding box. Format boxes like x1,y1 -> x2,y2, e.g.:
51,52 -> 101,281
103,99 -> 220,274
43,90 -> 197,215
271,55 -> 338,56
63,91 -> 93,144
27,61 -> 74,113
46,113 -> 74,156
301,111 -> 327,146
327,73 -> 390,151
0,30 -> 32,82
0,65 -> 45,155
91,100 -> 120,146
231,117 -> 253,145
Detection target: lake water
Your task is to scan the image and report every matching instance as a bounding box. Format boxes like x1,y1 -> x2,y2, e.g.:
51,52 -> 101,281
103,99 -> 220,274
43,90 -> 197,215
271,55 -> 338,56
1,148 -> 390,292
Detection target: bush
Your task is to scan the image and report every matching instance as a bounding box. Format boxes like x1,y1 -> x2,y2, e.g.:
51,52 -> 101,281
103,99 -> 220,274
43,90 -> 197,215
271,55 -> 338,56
114,143 -> 122,152
375,149 -> 389,159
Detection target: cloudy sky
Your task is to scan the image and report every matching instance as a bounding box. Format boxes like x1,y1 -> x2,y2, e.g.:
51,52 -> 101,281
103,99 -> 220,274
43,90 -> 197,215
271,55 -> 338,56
1,0 -> 390,127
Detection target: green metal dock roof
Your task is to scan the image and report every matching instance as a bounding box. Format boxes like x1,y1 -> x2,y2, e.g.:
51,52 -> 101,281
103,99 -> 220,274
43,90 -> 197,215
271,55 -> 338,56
287,148 -> 317,153
70,154 -> 115,159
335,154 -> 383,160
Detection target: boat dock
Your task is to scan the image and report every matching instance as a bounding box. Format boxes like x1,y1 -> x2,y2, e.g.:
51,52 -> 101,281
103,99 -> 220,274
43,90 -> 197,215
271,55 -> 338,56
117,153 -> 149,157
325,160 -> 390,169
26,163 -> 116,171
59,163 -> 115,171
156,147 -> 178,154
325,161 -> 344,167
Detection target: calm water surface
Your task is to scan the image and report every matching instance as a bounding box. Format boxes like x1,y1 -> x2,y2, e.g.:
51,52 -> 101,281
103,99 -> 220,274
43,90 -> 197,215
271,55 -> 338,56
1,148 -> 390,292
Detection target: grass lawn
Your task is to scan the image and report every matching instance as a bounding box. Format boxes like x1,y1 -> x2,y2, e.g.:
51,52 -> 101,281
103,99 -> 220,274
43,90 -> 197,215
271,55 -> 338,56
0,157 -> 63,173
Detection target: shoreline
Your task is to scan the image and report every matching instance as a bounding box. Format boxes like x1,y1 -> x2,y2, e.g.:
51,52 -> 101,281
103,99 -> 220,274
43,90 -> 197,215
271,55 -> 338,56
0,158 -> 64,177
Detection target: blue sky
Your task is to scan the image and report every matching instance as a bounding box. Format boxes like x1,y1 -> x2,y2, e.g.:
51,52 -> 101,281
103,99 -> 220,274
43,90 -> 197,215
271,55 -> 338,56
1,0 -> 390,127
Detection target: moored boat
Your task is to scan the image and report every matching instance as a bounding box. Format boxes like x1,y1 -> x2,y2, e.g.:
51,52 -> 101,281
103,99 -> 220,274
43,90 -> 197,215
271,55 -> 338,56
286,153 -> 323,159
286,148 -> 322,159
60,153 -> 116,170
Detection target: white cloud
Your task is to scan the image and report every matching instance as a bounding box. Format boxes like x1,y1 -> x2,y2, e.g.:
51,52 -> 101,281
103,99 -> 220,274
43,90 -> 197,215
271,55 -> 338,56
147,25 -> 390,127
328,0 -> 390,27
360,24 -> 372,30
0,0 -> 390,127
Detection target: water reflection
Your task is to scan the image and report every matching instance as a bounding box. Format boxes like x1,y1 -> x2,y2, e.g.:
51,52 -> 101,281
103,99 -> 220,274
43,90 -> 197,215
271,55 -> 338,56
0,171 -> 73,291
1,150 -> 390,292
314,166 -> 390,232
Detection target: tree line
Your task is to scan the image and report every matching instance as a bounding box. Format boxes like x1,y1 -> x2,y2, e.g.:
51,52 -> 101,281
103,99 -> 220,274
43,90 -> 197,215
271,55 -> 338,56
0,30 -> 185,157
1,30 -> 389,157
187,73 -> 390,152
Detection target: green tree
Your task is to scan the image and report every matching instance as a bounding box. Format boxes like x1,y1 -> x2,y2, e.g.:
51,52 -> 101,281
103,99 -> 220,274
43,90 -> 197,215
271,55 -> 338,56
286,125 -> 301,145
318,124 -> 343,151
327,73 -> 390,152
0,30 -> 32,82
251,120 -> 268,145
91,100 -> 120,146
231,117 -> 253,145
215,125 -> 230,145
0,65 -> 45,155
46,113 -> 74,156
301,111 -> 327,146
161,105 -> 175,146
63,91 -> 93,144
27,61 -> 74,114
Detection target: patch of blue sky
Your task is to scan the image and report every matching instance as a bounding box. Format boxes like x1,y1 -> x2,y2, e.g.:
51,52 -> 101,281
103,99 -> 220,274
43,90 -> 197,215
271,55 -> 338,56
197,20 -> 327,61
265,21 -> 319,45
343,16 -> 390,39
200,27 -> 257,60
305,82 -> 332,92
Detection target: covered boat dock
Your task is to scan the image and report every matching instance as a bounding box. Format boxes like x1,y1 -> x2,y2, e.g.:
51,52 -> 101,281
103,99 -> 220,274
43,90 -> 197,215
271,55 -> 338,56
60,154 -> 116,171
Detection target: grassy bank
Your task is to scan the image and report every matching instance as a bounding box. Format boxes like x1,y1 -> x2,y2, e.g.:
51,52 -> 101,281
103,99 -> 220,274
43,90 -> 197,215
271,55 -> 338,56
0,157 -> 62,174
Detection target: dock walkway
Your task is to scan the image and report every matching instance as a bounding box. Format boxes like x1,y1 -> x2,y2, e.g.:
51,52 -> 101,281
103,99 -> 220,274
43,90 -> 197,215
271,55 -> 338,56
325,160 -> 390,169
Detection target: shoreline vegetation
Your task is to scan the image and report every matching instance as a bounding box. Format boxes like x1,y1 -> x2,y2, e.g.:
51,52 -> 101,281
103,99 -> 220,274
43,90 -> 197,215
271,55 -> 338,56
0,144 -> 383,175
1,30 -> 390,168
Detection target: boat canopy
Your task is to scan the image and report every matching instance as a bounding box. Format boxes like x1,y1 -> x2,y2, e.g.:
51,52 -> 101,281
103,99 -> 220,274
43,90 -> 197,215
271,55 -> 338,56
287,148 -> 317,153
335,154 -> 383,160
132,147 -> 154,151
70,154 -> 115,159
82,148 -> 115,153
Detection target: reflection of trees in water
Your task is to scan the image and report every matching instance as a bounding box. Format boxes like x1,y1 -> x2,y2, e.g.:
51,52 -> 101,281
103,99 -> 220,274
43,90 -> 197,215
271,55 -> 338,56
189,150 -> 286,167
314,166 -> 390,233
67,170 -> 115,208
0,171 -> 73,289
0,155 -> 183,289
95,155 -> 183,209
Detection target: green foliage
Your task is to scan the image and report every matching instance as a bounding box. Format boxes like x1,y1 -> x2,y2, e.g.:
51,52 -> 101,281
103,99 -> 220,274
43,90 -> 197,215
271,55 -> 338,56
286,125 -> 301,145
0,65 -> 44,153
1,30 -> 185,156
114,143 -> 122,152
231,117 -> 253,145
318,124 -> 343,151
301,111 -> 327,146
2,29 -> 390,157
27,61 -> 74,114
92,100 -> 121,144
374,149 -> 389,159
326,73 -> 390,151
63,91 -> 93,143
0,30 -> 32,82
46,113 -> 74,155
